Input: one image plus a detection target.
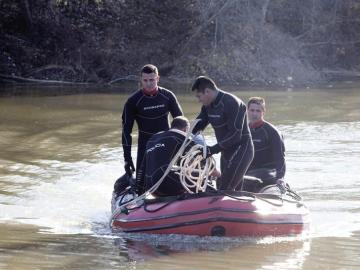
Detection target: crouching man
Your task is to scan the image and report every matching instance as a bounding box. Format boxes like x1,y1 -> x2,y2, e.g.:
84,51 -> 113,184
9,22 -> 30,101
136,116 -> 192,196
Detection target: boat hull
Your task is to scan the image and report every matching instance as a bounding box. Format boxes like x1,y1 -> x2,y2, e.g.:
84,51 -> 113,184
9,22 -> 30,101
110,192 -> 310,237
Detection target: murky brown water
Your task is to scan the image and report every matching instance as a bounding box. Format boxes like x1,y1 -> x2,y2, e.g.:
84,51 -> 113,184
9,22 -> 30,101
1,83 -> 360,269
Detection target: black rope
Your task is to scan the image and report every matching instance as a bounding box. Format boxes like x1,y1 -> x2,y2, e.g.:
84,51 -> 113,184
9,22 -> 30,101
118,184 -> 304,215
117,188 -> 132,205
255,193 -> 284,207
218,186 -> 304,207
114,187 -> 144,215
143,194 -> 186,213
220,190 -> 257,202
285,187 -> 303,201
218,190 -> 285,207
125,202 -> 144,211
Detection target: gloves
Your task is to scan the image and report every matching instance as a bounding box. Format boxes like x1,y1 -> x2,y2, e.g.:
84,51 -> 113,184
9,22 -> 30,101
205,144 -> 222,158
124,158 -> 135,176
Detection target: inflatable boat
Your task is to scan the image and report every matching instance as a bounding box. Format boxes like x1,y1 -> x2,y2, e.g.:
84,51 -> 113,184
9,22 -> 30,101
110,189 -> 310,237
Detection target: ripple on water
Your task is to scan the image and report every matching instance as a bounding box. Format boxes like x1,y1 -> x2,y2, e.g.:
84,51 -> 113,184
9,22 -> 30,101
106,233 -> 311,270
303,231 -> 360,269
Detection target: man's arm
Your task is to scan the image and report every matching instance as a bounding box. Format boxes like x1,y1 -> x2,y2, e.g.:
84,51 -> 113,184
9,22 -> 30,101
135,154 -> 146,194
122,100 -> 136,164
192,106 -> 209,134
168,91 -> 183,118
217,97 -> 247,149
270,127 -> 286,179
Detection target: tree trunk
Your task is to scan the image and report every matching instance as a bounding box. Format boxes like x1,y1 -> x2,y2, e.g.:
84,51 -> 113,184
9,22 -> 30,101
22,0 -> 33,29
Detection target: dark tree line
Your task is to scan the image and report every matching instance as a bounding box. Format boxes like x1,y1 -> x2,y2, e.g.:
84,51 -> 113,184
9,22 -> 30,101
1,0 -> 360,86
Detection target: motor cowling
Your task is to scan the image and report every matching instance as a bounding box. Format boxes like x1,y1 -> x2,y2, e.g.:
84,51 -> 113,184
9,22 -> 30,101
113,173 -> 135,196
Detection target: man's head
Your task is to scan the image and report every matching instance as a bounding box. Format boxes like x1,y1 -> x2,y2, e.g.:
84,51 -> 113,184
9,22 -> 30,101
140,64 -> 159,93
247,97 -> 266,124
171,116 -> 190,132
191,76 -> 218,106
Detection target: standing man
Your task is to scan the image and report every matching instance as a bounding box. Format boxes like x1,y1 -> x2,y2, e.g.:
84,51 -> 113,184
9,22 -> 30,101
122,64 -> 183,178
246,97 -> 286,187
192,76 -> 254,191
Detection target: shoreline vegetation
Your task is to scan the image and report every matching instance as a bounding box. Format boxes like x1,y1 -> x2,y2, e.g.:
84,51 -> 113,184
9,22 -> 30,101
2,70 -> 360,86
1,74 -> 359,98
1,1 -> 360,92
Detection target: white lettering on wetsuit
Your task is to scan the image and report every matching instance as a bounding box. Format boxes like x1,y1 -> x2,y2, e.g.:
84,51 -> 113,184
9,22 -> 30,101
143,104 -> 165,110
146,143 -> 165,153
208,114 -> 221,118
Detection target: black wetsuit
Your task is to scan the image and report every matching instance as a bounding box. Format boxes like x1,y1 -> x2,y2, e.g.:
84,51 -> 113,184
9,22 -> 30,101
246,121 -> 286,186
193,90 -> 254,191
122,87 -> 183,176
136,129 -> 190,196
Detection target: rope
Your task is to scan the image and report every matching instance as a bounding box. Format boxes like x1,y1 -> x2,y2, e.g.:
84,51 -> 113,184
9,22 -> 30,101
175,144 -> 217,193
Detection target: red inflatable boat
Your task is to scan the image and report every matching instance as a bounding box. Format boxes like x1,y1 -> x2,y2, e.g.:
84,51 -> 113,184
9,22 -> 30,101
110,191 -> 310,237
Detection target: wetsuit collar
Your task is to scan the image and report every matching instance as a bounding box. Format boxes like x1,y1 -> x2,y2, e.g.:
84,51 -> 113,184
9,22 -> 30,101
210,89 -> 222,107
249,119 -> 264,129
169,128 -> 187,137
142,87 -> 159,96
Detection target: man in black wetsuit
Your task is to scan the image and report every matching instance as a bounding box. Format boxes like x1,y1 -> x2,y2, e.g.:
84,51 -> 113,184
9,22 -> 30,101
122,64 -> 183,179
246,97 -> 286,190
136,116 -> 191,196
191,76 -> 254,191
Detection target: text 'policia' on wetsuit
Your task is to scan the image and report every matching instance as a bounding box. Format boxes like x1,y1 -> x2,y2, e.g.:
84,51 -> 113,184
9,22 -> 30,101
135,116 -> 195,196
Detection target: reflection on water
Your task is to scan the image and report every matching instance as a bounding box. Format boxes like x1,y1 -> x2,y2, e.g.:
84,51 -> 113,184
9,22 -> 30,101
114,235 -> 311,270
1,84 -> 360,269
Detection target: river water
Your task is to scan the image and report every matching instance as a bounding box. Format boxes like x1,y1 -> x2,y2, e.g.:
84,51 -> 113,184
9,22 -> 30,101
0,83 -> 359,269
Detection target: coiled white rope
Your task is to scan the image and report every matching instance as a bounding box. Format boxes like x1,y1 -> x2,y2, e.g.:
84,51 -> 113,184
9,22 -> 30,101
174,144 -> 217,193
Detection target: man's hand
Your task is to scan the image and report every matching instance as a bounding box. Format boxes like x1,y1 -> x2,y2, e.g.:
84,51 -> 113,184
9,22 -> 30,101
205,146 -> 213,158
124,158 -> 135,176
205,144 -> 222,158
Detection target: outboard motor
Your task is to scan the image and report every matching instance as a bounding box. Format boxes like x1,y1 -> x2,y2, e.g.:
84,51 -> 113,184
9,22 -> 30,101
111,174 -> 136,212
113,173 -> 135,197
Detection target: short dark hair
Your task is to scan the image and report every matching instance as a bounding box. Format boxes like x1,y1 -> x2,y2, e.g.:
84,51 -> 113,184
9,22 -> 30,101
191,76 -> 217,93
248,97 -> 266,111
141,64 -> 158,75
171,116 -> 189,130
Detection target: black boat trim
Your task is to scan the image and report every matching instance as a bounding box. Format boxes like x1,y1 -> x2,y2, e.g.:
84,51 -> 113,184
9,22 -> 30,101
143,191 -> 302,205
116,216 -> 308,233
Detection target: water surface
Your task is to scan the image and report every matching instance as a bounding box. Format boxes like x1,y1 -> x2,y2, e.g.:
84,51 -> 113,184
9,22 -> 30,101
1,83 -> 360,269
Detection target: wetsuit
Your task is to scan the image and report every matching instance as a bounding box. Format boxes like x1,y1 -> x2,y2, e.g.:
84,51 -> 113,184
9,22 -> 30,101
122,87 -> 183,177
246,120 -> 286,187
136,129 -> 191,196
193,90 -> 254,191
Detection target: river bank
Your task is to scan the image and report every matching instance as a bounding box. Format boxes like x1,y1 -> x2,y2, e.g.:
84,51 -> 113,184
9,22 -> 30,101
1,77 -> 360,98
2,1 -> 360,89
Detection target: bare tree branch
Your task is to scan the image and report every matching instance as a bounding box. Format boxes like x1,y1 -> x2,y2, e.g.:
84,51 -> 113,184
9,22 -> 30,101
177,0 -> 236,57
0,74 -> 88,84
22,0 -> 33,27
